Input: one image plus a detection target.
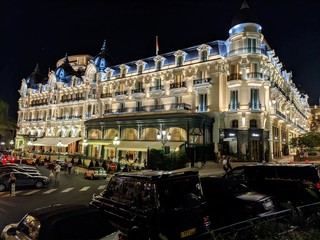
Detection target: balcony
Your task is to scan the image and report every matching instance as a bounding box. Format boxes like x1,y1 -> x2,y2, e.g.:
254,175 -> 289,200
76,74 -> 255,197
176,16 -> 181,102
149,85 -> 164,98
227,74 -> 242,81
169,82 -> 186,95
131,88 -> 145,99
104,103 -> 191,116
114,91 -> 128,101
227,47 -> 267,57
100,93 -> 113,99
193,78 -> 212,93
247,72 -> 263,80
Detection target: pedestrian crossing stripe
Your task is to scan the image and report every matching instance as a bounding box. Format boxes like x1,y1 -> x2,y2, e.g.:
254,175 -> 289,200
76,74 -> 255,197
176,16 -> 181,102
0,185 -> 106,196
43,189 -> 58,194
23,190 -> 41,196
80,187 -> 90,191
61,188 -> 74,193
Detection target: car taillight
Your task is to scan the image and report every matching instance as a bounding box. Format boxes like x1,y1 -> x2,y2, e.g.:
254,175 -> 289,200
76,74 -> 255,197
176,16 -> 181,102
203,215 -> 211,229
316,183 -> 320,189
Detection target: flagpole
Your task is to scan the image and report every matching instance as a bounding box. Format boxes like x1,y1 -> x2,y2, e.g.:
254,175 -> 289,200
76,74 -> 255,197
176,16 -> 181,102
156,35 -> 159,55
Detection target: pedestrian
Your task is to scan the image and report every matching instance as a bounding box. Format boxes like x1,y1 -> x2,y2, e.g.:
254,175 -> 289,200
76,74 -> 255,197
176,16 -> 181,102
123,164 -> 128,172
54,163 -> 61,184
143,159 -> 147,170
67,161 -> 72,174
222,156 -> 228,173
9,173 -> 16,196
227,157 -> 232,171
49,170 -> 54,182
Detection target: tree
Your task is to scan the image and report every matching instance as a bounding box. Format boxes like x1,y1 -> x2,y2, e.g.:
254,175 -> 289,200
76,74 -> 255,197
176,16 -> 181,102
290,132 -> 320,150
0,101 -> 17,143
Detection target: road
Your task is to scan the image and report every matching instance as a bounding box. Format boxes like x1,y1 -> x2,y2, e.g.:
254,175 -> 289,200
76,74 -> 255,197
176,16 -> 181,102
0,165 -> 109,232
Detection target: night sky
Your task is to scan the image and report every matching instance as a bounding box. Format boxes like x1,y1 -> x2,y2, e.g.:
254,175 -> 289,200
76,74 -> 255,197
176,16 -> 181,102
1,0 -> 319,119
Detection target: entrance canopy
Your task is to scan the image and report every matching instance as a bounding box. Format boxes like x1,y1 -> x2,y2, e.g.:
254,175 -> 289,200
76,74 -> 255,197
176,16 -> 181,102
32,137 -> 82,147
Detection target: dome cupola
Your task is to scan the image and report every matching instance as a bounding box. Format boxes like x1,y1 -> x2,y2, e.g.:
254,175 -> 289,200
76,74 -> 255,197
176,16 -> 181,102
55,53 -> 76,83
26,63 -> 44,89
229,0 -> 262,36
93,40 -> 113,72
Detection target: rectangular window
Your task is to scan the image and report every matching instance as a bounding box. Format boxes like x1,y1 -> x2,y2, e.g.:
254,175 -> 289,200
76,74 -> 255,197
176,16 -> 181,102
229,90 -> 239,110
250,89 -> 260,110
198,70 -> 206,79
248,38 -> 257,53
136,101 -> 142,111
230,64 -> 240,80
138,65 -> 143,74
198,94 -> 207,112
177,56 -> 183,67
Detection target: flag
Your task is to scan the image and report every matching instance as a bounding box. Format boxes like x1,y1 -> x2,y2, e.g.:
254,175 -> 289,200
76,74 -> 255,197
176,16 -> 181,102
156,35 -> 159,55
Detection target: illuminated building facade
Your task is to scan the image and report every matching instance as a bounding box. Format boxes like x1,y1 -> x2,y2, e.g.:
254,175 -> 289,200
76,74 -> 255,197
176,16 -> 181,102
16,1 -> 310,162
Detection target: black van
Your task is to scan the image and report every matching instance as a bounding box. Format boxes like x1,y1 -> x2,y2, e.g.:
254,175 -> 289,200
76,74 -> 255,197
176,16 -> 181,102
90,170 -> 213,240
223,163 -> 320,205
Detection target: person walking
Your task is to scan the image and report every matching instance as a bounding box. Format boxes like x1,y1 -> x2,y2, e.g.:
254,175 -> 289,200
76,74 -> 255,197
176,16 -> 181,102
49,170 -> 54,182
67,161 -> 72,174
222,156 -> 228,173
9,173 -> 16,196
227,157 -> 232,171
54,163 -> 61,184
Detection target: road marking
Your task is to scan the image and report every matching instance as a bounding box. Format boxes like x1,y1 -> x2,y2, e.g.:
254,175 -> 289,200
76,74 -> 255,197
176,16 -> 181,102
79,187 -> 90,191
43,189 -> 58,194
23,190 -> 41,195
98,185 -> 106,190
1,191 -> 23,197
61,188 -> 74,193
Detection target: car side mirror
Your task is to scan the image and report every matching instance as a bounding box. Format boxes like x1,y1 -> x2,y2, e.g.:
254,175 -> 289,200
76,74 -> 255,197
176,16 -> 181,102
7,227 -> 17,236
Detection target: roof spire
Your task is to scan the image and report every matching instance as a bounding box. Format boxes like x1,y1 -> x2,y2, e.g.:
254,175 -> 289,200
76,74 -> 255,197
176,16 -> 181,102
34,63 -> 40,73
101,40 -> 107,52
64,53 -> 69,63
241,0 -> 249,9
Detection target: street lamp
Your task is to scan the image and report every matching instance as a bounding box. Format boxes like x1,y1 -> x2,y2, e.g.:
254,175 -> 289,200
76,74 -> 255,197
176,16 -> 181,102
9,140 -> 14,149
82,139 -> 88,156
156,130 -> 171,147
27,141 -> 33,152
113,135 -> 120,162
57,140 -> 62,160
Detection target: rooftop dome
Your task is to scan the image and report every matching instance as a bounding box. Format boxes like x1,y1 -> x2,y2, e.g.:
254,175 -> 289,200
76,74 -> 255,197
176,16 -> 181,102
26,64 -> 44,89
55,53 -> 77,83
93,40 -> 113,72
231,0 -> 260,28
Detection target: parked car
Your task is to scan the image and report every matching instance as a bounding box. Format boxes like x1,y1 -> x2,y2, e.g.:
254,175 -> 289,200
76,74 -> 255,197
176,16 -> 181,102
0,168 -> 41,176
1,204 -> 116,240
90,170 -> 212,240
0,172 -> 50,191
84,167 -> 107,180
0,165 -> 40,175
223,163 -> 320,205
200,176 -> 277,228
1,163 -> 37,170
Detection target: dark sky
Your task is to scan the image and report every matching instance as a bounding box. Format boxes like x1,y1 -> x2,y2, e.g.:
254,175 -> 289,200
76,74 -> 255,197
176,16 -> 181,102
1,0 -> 320,119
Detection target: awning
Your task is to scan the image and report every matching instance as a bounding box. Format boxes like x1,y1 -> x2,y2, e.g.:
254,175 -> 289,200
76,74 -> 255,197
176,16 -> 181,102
88,140 -> 185,152
32,137 -> 82,147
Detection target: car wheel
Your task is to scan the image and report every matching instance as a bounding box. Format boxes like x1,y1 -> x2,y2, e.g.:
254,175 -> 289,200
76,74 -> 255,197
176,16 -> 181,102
35,181 -> 43,188
90,175 -> 94,180
128,226 -> 145,240
0,183 -> 6,192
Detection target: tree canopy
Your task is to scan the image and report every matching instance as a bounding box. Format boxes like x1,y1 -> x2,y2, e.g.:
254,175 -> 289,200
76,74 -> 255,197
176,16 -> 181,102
290,132 -> 320,150
0,100 -> 17,142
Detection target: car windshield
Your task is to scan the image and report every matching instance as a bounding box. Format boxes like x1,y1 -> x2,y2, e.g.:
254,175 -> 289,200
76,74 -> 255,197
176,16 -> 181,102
18,214 -> 41,239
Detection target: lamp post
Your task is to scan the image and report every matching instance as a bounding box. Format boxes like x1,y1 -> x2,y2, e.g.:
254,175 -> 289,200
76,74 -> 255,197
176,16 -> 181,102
57,140 -> 62,160
82,139 -> 88,156
113,135 -> 120,162
157,130 -> 171,153
9,140 -> 14,150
